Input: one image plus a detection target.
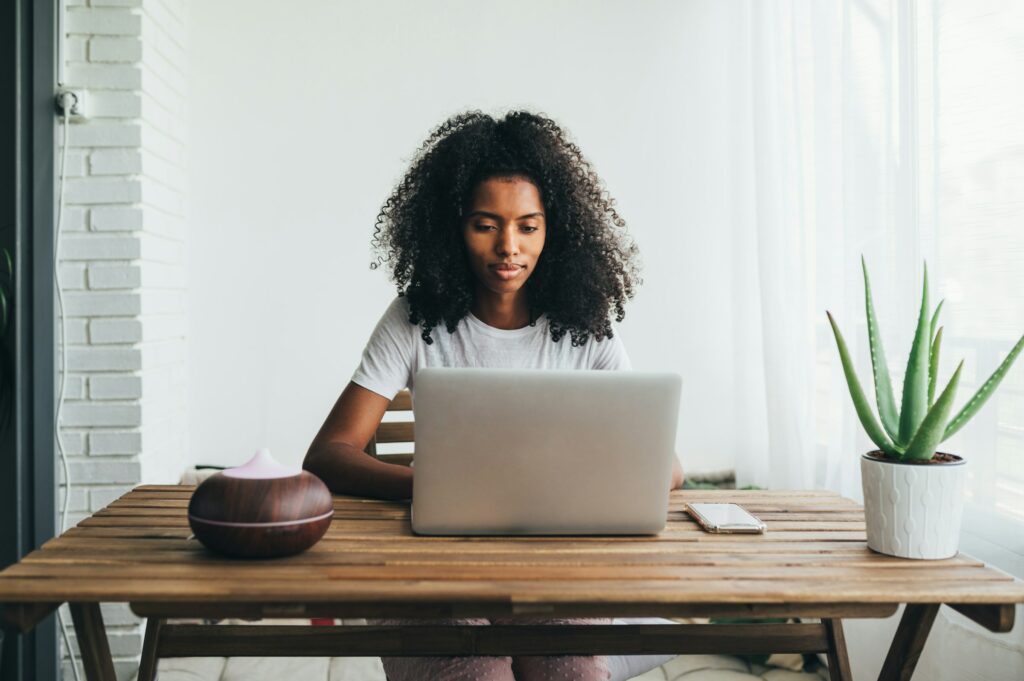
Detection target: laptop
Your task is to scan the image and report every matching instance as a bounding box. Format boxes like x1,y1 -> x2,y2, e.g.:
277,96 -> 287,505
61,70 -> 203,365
410,367 -> 682,536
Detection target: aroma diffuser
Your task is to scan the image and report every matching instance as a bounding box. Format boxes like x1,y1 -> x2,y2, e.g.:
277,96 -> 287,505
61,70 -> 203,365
188,449 -> 333,558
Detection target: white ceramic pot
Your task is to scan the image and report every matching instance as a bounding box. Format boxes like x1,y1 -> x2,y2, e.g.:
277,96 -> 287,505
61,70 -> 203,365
860,451 -> 966,560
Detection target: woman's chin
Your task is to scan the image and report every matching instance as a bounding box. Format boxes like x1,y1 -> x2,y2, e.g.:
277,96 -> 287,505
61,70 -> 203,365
486,278 -> 530,295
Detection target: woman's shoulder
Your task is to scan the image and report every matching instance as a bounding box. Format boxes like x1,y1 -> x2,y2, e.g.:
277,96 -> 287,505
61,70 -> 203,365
364,295 -> 416,347
585,324 -> 632,370
379,295 -> 413,325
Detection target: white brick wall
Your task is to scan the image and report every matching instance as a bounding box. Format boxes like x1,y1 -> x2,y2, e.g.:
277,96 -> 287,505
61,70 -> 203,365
59,1 -> 187,678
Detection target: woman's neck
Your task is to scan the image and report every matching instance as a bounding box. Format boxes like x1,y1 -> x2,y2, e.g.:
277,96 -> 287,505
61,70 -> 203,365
471,289 -> 532,330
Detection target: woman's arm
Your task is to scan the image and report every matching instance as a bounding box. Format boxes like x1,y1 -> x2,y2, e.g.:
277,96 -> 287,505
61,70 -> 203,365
303,382 -> 413,500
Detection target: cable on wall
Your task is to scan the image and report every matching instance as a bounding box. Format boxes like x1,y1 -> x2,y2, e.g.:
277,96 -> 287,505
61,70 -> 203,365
55,88 -> 83,681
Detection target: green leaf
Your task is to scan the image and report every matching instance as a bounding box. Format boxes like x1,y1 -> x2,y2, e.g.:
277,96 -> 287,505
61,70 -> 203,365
899,264 -> 931,443
0,290 -> 6,333
861,256 -> 901,444
827,311 -> 897,456
928,326 -> 943,408
930,299 -> 944,342
943,331 -> 1024,441
904,361 -> 963,460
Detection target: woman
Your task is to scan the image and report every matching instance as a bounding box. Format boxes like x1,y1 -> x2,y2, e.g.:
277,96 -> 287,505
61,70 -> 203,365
305,110 -> 684,681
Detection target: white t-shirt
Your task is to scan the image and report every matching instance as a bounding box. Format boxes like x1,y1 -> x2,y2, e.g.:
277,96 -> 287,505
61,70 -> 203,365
351,296 -> 631,400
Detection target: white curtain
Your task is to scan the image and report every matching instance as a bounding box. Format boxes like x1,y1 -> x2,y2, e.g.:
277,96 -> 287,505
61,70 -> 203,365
733,1 -> 1024,677
735,0 -> 1024,523
733,0 -> 932,498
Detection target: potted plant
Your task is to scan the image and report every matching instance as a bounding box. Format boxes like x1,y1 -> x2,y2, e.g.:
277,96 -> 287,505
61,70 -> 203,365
827,257 -> 1024,559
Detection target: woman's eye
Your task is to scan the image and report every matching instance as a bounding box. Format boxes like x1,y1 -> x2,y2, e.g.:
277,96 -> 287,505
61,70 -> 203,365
521,225 -> 538,233
476,224 -> 498,231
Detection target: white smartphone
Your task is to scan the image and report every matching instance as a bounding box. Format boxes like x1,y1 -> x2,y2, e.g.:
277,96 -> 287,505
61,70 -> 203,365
685,502 -> 766,534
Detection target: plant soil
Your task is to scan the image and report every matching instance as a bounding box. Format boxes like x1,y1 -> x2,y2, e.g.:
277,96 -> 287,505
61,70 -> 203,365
866,450 -> 963,465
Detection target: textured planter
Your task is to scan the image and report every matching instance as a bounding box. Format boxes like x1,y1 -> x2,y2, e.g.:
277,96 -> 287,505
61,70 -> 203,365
860,451 -> 966,559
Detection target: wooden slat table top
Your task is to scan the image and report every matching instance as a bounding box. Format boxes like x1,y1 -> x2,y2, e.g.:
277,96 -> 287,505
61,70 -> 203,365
1,486 -> 1022,610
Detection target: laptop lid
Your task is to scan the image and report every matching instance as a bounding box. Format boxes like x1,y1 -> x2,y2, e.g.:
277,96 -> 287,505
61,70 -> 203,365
410,367 -> 682,536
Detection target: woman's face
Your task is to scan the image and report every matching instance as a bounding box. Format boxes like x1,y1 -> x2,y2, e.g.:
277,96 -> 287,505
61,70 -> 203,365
462,176 -> 547,298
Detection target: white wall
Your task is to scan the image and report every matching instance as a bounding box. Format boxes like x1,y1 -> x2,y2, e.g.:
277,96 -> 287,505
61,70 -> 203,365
188,0 -> 746,473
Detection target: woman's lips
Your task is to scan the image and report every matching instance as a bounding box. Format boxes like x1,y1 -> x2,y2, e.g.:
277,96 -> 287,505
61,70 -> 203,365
490,264 -> 524,280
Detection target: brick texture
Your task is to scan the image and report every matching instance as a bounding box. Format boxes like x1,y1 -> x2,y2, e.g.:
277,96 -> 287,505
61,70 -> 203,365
58,1 -> 187,677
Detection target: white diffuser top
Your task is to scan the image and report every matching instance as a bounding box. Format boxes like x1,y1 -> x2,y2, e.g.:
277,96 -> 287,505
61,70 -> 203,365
222,449 -> 301,480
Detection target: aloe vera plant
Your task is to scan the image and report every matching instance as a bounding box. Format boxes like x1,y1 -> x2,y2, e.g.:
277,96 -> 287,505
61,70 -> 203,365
827,257 -> 1024,461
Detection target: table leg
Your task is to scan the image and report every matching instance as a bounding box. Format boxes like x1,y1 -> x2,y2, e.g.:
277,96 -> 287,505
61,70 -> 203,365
877,604 -> 940,681
823,619 -> 853,681
137,617 -> 164,681
68,603 -> 116,681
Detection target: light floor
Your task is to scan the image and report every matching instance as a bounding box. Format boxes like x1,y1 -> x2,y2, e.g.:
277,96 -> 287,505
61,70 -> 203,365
150,653 -> 831,680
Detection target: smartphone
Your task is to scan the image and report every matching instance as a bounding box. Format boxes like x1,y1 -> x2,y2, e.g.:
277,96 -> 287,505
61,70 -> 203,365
685,502 -> 766,534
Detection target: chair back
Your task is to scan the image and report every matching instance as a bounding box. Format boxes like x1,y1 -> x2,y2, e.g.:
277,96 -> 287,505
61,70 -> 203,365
364,390 -> 413,467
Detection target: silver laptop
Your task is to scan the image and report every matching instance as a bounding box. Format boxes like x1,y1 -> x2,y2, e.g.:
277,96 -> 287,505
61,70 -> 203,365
410,367 -> 682,536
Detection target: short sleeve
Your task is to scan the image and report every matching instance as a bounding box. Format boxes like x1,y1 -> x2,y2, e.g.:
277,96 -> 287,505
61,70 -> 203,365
589,327 -> 632,370
350,297 -> 415,400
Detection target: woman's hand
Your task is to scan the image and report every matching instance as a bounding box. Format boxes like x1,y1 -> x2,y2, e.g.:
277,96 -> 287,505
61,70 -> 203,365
670,456 -> 685,491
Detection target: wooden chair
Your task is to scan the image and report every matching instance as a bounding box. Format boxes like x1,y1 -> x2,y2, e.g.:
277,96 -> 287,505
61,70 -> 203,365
363,389 -> 414,466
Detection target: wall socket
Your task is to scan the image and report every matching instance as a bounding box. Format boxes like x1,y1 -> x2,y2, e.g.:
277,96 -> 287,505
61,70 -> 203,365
55,89 -> 87,120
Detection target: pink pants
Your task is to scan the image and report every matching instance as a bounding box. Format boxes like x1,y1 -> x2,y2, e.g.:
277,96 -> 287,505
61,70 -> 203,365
373,617 -> 613,681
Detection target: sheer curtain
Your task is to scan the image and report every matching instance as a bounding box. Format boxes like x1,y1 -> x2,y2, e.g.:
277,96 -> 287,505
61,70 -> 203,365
733,0 -> 932,499
732,0 -> 1024,676
736,0 -> 1024,569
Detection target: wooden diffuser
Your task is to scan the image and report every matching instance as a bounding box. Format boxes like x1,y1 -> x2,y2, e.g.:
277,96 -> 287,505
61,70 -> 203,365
188,449 -> 333,558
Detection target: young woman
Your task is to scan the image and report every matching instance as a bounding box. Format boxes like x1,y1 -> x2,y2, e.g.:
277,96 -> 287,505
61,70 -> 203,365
305,110 -> 684,681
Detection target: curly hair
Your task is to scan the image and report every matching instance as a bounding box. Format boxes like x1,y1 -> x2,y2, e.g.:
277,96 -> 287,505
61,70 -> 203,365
370,110 -> 641,347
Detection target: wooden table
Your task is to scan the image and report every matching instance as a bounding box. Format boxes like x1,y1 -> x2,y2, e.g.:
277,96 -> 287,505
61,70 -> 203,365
1,486 -> 1021,681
